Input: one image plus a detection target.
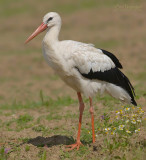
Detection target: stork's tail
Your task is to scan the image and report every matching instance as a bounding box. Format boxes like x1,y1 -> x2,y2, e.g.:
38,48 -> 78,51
106,83 -> 137,105
106,69 -> 137,106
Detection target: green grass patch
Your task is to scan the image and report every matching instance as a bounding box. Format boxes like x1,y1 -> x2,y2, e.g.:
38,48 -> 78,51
0,95 -> 76,110
16,114 -> 33,125
0,147 -> 9,160
25,145 -> 30,152
39,150 -> 47,160
32,125 -> 49,133
96,39 -> 121,49
46,114 -> 62,121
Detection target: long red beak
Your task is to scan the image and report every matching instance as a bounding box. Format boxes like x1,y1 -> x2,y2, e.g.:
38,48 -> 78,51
25,23 -> 48,44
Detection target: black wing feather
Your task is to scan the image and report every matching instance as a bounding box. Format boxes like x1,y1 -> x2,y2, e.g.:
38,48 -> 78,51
100,49 -> 123,69
76,67 -> 137,106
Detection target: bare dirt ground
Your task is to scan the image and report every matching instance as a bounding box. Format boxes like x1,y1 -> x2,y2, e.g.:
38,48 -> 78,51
0,0 -> 146,159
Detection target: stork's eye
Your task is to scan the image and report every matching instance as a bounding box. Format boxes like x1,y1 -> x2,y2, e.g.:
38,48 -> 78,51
47,17 -> 53,23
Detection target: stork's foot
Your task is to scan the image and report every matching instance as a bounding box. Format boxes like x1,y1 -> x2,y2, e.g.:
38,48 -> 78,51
66,141 -> 83,151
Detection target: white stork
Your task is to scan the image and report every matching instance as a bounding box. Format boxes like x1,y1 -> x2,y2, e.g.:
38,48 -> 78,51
25,12 -> 137,150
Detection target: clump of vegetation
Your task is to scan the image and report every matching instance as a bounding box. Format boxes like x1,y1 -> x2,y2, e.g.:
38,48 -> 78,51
38,150 -> 47,160
0,147 -> 10,160
16,114 -> 33,125
88,106 -> 145,155
100,106 -> 144,135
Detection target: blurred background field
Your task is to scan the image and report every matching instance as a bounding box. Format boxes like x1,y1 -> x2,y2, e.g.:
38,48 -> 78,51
0,0 -> 145,160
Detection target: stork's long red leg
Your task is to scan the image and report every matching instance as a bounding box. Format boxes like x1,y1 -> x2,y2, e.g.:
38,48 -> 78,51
66,92 -> 84,151
89,97 -> 95,143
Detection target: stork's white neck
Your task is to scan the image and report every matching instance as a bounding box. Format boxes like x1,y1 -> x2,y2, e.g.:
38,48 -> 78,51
43,25 -> 61,46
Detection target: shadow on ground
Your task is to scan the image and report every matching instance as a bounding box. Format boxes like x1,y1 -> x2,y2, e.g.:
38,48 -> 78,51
27,135 -> 75,147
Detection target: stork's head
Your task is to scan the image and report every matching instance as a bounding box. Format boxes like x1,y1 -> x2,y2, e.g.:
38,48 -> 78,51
43,12 -> 61,28
25,12 -> 61,44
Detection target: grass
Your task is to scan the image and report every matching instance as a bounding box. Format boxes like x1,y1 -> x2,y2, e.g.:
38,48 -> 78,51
16,114 -> 33,124
0,93 -> 145,159
0,0 -> 140,18
96,39 -> 122,49
25,145 -> 30,152
0,94 -> 77,110
95,107 -> 144,154
32,125 -> 49,133
0,76 -> 145,160
39,150 -> 47,160
0,147 -> 8,160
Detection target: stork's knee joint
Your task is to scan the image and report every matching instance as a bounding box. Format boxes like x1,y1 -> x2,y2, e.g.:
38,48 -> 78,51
79,103 -> 85,113
89,107 -> 94,114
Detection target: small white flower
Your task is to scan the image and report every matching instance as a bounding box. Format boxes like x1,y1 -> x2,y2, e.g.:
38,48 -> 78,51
137,107 -> 142,110
126,130 -> 131,133
111,132 -> 115,135
119,125 -> 125,130
104,128 -> 108,131
137,119 -> 141,123
95,134 -> 98,137
120,110 -> 123,114
132,114 -> 137,117
135,129 -> 140,133
126,120 -> 129,123
116,112 -> 120,115
131,119 -> 136,124
139,110 -> 144,114
115,116 -> 119,119
124,108 -> 130,111
107,128 -> 111,131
